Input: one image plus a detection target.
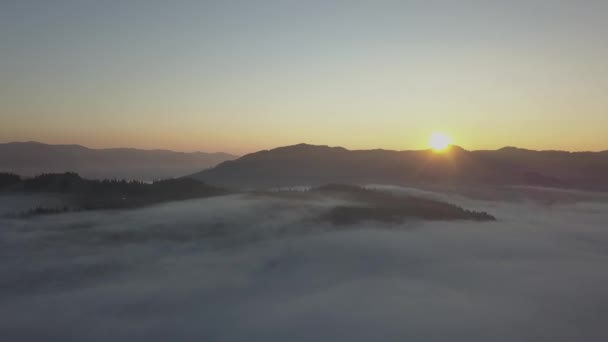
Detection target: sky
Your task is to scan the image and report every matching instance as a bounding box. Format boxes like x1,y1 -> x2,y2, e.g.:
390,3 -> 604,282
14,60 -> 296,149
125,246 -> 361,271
1,0 -> 607,154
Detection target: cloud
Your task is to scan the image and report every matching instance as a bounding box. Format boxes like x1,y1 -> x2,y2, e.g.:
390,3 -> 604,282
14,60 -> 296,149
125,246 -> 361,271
1,188 -> 608,341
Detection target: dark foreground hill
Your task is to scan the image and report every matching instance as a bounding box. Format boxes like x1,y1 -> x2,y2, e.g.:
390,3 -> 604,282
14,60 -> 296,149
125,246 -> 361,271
0,172 -> 226,214
190,143 -> 608,191
1,173 -> 494,224
255,184 -> 495,225
0,141 -> 237,180
314,184 -> 495,224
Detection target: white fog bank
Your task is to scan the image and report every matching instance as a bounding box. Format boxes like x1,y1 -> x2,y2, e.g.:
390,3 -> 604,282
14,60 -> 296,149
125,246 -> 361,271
1,187 -> 608,342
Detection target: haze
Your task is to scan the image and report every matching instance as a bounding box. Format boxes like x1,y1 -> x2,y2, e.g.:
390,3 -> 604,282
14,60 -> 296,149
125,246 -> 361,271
2,187 -> 608,341
2,0 -> 608,154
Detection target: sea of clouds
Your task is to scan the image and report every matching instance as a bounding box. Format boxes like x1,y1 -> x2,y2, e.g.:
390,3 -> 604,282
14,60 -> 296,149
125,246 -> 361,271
1,187 -> 608,342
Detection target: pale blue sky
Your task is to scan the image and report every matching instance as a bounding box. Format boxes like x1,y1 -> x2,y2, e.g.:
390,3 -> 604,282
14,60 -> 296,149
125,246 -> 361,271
1,0 -> 607,153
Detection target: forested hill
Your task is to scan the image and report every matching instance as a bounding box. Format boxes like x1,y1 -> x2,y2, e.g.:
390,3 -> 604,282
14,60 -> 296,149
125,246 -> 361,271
0,172 -> 226,211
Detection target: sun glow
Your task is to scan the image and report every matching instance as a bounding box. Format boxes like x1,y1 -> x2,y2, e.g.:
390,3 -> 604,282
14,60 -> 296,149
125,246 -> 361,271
429,132 -> 452,151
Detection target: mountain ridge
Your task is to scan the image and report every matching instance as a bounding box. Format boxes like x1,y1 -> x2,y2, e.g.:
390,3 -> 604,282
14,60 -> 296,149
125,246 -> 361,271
0,141 -> 238,180
3,141 -> 235,157
190,143 -> 608,191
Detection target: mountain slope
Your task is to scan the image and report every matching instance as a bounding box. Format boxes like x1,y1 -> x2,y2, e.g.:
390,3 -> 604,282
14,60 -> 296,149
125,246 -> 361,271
0,142 -> 237,180
189,143 -> 608,191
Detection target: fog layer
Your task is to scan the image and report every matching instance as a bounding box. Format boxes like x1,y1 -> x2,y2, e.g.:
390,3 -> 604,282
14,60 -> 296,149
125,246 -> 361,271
1,187 -> 607,341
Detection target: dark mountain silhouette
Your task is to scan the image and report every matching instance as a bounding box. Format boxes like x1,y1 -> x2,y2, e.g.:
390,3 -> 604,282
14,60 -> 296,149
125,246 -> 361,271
0,172 -> 226,214
0,172 -> 21,188
189,143 -> 608,191
312,184 -> 495,224
0,141 -> 237,180
2,173 -> 493,223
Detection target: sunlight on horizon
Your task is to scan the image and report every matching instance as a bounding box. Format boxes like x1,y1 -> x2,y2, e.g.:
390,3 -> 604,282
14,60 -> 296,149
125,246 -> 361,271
1,1 -> 607,153
430,132 -> 452,152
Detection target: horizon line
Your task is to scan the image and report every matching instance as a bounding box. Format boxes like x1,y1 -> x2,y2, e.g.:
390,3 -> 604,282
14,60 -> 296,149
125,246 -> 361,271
2,140 -> 607,155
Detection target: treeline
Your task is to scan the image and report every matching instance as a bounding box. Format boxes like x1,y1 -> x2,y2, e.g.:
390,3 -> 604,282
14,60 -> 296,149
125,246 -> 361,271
0,172 -> 21,188
310,184 -> 496,224
0,172 -> 227,211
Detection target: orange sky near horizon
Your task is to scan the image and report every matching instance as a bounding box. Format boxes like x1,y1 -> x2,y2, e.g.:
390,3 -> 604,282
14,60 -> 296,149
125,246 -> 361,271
2,1 -> 607,155
3,116 -> 606,155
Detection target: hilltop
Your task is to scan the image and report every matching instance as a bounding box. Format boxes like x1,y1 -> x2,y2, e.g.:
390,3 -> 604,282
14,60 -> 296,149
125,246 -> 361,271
190,143 -> 608,191
0,141 -> 237,180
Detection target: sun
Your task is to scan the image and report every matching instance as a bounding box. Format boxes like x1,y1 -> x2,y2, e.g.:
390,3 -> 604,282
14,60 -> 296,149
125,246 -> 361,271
429,132 -> 452,151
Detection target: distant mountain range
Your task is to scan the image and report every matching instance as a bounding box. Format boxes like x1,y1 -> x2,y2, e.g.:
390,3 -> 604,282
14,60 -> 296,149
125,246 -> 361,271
190,143 -> 608,191
0,142 -> 237,180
